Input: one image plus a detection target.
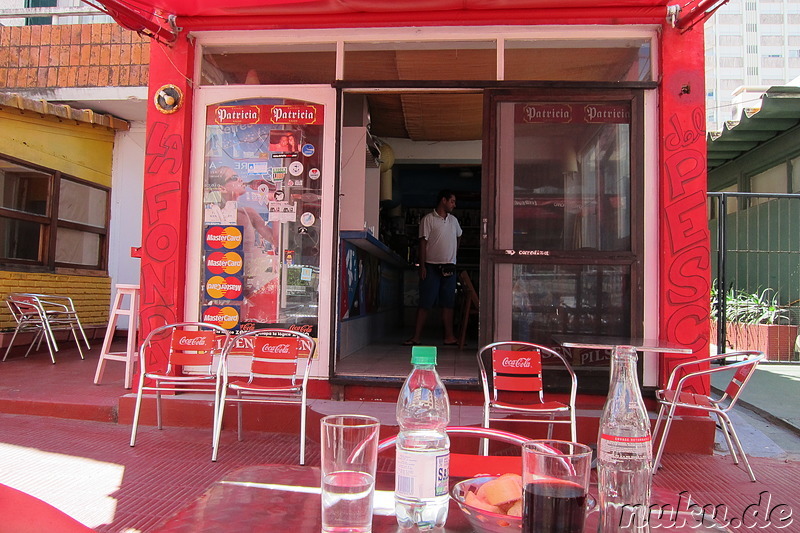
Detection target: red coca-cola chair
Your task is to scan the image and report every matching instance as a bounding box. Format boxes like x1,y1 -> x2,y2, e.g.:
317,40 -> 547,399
130,321 -> 231,447
477,341 -> 578,455
652,350 -> 765,482
212,328 -> 316,464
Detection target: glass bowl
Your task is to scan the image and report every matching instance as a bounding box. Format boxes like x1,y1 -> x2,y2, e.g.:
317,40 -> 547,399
450,476 -> 522,533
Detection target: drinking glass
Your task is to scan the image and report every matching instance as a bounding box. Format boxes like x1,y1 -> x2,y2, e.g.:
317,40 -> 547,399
522,440 -> 593,533
320,415 -> 380,533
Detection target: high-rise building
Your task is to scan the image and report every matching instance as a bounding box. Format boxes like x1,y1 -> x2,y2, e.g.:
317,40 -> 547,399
705,0 -> 800,131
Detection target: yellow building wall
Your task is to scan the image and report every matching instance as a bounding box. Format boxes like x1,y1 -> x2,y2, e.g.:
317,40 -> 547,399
0,273 -> 111,331
0,107 -> 115,187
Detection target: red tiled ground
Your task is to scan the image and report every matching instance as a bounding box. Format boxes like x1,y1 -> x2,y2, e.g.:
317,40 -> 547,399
0,411 -> 320,532
1,340 -> 798,532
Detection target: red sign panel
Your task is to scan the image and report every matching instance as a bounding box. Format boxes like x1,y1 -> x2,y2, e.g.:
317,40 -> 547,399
208,105 -> 324,126
516,103 -> 630,124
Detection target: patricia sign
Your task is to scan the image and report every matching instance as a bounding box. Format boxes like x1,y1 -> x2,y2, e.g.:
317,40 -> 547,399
516,103 -> 630,124
208,105 -> 323,126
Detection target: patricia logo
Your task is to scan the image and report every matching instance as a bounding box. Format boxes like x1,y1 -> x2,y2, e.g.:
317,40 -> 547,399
205,226 -> 243,250
206,275 -> 243,300
203,306 -> 239,330
206,251 -> 243,275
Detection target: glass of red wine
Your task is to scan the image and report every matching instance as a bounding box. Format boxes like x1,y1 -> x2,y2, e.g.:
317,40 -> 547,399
522,440 -> 593,533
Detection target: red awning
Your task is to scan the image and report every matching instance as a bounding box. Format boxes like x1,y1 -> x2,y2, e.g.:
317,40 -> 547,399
81,0 -> 724,45
100,0 -> 672,19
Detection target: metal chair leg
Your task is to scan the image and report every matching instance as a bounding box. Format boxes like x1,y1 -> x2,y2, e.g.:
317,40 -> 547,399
156,388 -> 163,430
652,404 -> 677,472
130,379 -> 145,447
300,395 -> 307,465
2,327 -> 22,361
237,393 -> 244,442
719,412 -> 756,482
212,386 -> 228,462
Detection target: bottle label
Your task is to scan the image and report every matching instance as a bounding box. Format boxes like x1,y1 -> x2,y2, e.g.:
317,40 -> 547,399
395,449 -> 449,499
599,433 -> 652,462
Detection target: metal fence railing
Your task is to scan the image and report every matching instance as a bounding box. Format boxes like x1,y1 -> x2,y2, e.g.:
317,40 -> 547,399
709,192 -> 800,362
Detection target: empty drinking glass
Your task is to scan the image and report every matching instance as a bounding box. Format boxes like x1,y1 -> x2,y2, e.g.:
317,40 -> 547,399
320,415 -> 380,533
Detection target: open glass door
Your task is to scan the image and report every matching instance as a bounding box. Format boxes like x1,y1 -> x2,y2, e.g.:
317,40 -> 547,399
483,90 -> 644,390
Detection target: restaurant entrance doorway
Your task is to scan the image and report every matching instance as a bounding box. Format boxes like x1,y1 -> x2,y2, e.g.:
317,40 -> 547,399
334,91 -> 483,385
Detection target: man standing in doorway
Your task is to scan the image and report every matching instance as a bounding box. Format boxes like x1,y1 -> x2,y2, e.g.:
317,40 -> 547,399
404,189 -> 462,346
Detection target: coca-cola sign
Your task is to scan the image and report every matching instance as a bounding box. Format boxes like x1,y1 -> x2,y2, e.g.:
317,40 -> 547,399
177,335 -> 208,346
258,342 -> 292,355
500,356 -> 533,369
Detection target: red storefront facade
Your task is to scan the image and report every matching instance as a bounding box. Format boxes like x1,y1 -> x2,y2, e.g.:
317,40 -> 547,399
92,1 -> 714,431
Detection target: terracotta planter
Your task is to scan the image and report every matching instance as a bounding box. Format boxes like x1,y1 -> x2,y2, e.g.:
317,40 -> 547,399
712,320 -> 799,362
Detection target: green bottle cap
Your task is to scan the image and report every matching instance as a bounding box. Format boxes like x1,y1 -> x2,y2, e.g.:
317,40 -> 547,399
411,345 -> 437,365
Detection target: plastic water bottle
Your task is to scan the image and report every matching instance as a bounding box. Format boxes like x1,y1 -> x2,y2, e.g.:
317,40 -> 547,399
597,345 -> 653,532
395,346 -> 450,530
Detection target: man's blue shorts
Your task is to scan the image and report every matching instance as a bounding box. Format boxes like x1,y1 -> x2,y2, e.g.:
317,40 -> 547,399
419,263 -> 457,309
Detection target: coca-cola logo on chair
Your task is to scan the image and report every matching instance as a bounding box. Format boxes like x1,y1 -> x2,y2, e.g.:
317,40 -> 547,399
258,343 -> 292,355
176,335 -> 208,347
493,350 -> 541,373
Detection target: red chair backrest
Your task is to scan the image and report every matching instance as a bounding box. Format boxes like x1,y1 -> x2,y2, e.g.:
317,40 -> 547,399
491,349 -> 543,392
725,359 -> 759,399
8,295 -> 40,318
169,330 -> 217,366
251,335 -> 303,380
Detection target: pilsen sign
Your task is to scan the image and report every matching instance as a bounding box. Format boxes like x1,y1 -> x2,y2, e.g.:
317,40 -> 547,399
516,103 -> 631,124
208,104 -> 324,125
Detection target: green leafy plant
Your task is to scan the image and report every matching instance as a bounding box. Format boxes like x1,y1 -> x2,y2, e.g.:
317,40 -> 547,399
712,285 -> 788,325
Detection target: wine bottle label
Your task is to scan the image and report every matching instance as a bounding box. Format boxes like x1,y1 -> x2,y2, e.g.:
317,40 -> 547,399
395,449 -> 450,499
599,433 -> 652,462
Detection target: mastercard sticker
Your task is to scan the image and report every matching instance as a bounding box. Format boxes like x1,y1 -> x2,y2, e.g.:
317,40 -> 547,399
204,225 -> 243,251
202,305 -> 240,330
206,251 -> 244,275
205,275 -> 244,300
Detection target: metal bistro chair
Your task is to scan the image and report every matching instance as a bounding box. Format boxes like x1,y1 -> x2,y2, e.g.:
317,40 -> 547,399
478,341 -> 578,455
3,293 -> 90,364
212,328 -> 315,464
130,322 -> 231,447
652,350 -> 765,482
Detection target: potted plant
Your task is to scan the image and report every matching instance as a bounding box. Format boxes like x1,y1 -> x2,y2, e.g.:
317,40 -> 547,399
711,286 -> 798,361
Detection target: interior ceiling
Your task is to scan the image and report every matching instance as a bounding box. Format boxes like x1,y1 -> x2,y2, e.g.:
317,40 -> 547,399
206,47 -> 641,142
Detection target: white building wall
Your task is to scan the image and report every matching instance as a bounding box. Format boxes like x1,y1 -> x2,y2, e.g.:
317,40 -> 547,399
107,123 -> 145,328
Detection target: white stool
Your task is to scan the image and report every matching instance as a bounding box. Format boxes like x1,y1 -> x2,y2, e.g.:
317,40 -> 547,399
94,284 -> 140,389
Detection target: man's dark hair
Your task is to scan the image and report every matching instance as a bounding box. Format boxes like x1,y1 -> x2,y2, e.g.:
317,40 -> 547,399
436,189 -> 455,205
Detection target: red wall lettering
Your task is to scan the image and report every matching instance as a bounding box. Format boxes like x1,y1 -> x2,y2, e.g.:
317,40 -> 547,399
658,26 -> 710,392
138,39 -> 195,382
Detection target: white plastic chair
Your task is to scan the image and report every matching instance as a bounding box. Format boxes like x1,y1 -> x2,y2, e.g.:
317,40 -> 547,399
212,328 -> 315,464
478,341 -> 578,455
3,293 -> 90,364
652,350 -> 765,482
130,321 -> 231,447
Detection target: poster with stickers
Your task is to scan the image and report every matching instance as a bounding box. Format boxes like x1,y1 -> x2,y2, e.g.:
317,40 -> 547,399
202,98 -> 323,332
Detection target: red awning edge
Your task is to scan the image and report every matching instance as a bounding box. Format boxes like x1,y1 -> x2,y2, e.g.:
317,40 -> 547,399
80,0 -> 178,45
670,0 -> 729,33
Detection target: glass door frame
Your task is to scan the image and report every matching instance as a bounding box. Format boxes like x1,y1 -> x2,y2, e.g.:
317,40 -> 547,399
480,87 -> 646,351
188,84 -> 337,380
